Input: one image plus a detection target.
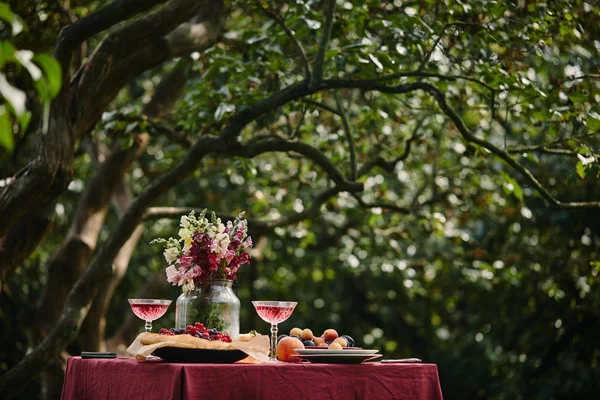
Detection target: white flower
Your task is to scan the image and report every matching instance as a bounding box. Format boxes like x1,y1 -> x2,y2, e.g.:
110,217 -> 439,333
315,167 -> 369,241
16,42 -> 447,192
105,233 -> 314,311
163,247 -> 180,263
182,238 -> 192,253
180,215 -> 191,229
211,232 -> 231,259
178,227 -> 192,241
182,280 -> 195,294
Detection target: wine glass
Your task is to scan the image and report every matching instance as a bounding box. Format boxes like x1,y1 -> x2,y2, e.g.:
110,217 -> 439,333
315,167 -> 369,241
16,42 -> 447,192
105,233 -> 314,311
128,299 -> 172,333
252,300 -> 298,362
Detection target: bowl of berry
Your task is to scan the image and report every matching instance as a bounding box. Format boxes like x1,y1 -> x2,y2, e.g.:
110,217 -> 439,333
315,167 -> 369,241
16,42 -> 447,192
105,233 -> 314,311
145,322 -> 248,363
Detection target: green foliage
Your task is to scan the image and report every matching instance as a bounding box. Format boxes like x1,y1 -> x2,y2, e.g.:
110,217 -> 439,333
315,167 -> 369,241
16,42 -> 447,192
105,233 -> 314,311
1,1 -> 599,399
0,2 -> 61,153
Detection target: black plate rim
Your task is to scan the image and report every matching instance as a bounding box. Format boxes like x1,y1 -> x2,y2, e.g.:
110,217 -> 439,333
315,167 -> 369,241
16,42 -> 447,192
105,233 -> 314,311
152,346 -> 247,363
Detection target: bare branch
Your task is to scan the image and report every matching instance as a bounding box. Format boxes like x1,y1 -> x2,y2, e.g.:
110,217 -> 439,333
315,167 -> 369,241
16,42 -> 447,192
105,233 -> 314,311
334,91 -> 357,181
311,0 -> 336,85
254,0 -> 311,79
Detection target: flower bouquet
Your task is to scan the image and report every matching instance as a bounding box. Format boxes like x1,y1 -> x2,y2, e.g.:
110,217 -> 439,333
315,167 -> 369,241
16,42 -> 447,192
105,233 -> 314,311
151,210 -> 253,337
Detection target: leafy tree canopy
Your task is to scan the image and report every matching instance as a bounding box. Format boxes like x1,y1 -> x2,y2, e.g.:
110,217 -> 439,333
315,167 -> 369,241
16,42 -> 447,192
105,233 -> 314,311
0,1 -> 599,399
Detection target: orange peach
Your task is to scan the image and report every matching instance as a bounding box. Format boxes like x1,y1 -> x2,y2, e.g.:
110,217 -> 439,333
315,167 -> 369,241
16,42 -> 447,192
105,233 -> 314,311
313,337 -> 326,346
301,328 -> 314,341
322,329 -> 338,341
317,342 -> 328,348
277,337 -> 304,363
333,337 -> 348,347
290,327 -> 303,337
328,342 -> 343,350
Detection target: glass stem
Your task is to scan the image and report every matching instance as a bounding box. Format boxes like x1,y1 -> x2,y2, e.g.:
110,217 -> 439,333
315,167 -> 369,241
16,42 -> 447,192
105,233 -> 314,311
145,320 -> 152,333
270,323 -> 278,361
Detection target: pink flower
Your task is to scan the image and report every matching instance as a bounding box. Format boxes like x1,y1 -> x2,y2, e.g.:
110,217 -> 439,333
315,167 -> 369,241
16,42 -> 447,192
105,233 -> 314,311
191,265 -> 202,277
225,249 -> 236,263
179,256 -> 194,268
165,265 -> 180,284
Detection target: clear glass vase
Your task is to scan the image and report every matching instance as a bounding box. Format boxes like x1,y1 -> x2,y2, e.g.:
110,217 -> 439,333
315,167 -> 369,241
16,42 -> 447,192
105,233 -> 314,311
175,280 -> 240,340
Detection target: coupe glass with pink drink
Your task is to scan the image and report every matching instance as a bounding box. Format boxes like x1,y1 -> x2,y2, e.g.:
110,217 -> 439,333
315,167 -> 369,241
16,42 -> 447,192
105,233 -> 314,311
128,299 -> 172,333
252,301 -> 298,362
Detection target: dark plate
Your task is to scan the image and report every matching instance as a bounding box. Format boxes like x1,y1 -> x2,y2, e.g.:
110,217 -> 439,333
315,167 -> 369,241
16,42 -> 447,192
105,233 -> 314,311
297,354 -> 382,364
152,347 -> 247,363
304,346 -> 363,350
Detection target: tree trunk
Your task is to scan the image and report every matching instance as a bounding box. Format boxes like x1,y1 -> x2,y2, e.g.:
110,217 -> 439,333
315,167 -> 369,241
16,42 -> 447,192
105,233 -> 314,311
79,59 -> 192,352
0,107 -> 73,275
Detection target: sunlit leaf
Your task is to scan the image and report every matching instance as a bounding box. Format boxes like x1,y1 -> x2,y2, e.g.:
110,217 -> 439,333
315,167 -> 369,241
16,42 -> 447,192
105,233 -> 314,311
0,105 -> 13,152
33,53 -> 62,98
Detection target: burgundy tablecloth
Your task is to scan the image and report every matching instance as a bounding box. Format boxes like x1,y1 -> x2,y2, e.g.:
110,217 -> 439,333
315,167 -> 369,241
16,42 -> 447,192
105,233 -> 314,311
61,357 -> 443,400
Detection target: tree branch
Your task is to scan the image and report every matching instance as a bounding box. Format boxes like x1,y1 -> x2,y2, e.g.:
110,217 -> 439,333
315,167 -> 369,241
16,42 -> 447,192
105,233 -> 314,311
418,83 -> 600,208
0,137 -> 226,394
310,0 -> 336,85
78,61 -> 194,353
357,120 -> 422,177
235,137 -> 362,191
32,133 -> 150,344
145,182 -> 361,231
420,21 -> 488,68
353,195 -> 411,214
0,203 -> 55,280
506,131 -> 600,158
54,0 -> 166,70
73,0 -> 205,123
234,75 -> 600,208
334,91 -> 357,181
254,0 -> 311,79
75,1 -> 222,136
301,98 -> 341,116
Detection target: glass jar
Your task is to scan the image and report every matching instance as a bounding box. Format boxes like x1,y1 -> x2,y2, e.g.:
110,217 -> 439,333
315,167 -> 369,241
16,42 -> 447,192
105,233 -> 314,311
175,280 -> 240,340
